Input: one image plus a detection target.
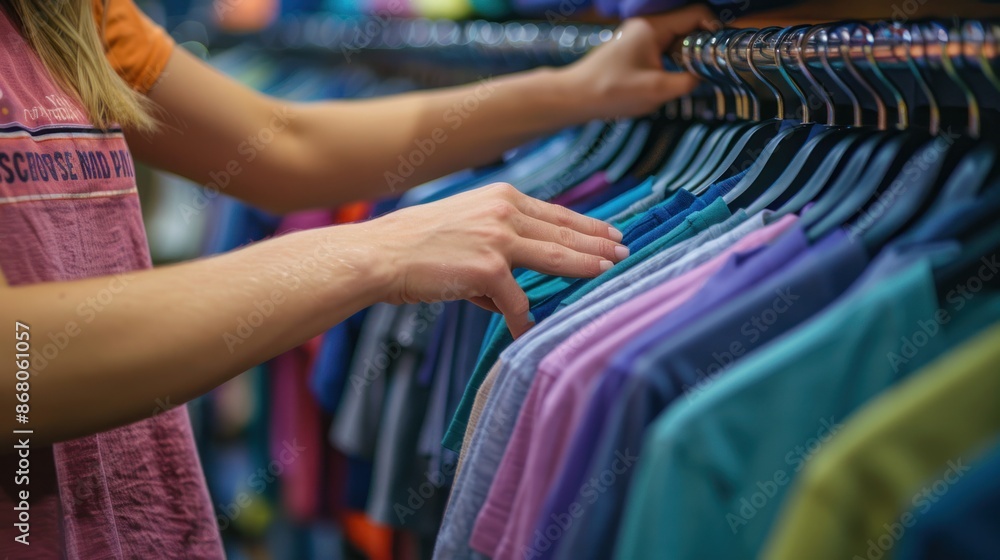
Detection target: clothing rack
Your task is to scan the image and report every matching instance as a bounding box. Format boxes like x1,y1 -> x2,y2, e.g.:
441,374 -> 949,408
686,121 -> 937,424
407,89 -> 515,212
674,20 -> 1000,136
209,15 -> 615,68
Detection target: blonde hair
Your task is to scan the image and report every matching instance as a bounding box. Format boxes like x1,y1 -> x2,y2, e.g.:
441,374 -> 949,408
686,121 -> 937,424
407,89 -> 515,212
1,0 -> 155,131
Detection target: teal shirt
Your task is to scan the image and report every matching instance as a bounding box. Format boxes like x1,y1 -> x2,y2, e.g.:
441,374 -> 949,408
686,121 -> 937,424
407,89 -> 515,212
614,245 -> 1000,560
593,177 -> 655,222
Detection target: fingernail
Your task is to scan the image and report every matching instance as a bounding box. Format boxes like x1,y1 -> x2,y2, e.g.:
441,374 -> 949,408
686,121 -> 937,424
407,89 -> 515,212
600,259 -> 614,272
527,311 -> 536,325
608,227 -> 623,242
614,245 -> 630,260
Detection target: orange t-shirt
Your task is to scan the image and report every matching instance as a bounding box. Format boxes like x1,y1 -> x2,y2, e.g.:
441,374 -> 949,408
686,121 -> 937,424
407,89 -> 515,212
91,0 -> 175,94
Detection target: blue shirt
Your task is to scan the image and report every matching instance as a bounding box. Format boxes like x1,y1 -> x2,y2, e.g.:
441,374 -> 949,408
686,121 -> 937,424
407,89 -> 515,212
897,441 -> 1000,560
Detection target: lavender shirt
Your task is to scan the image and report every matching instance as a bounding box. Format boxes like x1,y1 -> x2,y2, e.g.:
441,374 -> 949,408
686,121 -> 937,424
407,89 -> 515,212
477,215 -> 800,559
433,210 -> 761,560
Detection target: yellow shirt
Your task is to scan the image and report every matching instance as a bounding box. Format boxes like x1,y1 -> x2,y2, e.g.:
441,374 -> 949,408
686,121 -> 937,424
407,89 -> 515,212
762,321 -> 1000,560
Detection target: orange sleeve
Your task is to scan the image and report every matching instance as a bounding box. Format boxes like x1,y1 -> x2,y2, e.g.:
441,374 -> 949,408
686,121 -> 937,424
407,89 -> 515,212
91,0 -> 175,94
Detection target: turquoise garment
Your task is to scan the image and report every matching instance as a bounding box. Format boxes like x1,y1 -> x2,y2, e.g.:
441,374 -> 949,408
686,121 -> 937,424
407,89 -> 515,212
514,188 -> 696,291
559,172 -> 748,310
614,245 -> 1000,560
534,196 -> 731,320
443,189 -> 731,451
592,177 -> 655,222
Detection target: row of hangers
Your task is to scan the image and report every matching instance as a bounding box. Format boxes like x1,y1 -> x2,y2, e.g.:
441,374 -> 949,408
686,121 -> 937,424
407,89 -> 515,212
671,20 -> 1000,137
214,16 -> 1000,290
230,15 -> 615,67
548,18 -> 1000,300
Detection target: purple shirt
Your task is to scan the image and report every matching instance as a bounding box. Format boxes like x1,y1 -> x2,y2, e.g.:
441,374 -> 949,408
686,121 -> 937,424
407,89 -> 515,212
469,214 -> 800,558
550,171 -> 609,208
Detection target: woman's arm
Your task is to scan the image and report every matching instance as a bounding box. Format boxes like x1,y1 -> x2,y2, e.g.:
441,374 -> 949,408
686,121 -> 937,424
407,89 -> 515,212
125,7 -> 711,213
0,184 -> 624,446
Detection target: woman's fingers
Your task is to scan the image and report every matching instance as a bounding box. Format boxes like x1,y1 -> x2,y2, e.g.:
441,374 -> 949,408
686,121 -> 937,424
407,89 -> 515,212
511,239 -> 616,278
513,214 -> 629,263
509,189 -> 623,242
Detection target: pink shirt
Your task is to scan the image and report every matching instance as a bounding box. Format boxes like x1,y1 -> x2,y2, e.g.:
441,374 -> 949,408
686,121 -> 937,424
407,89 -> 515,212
471,214 -> 799,558
0,14 -> 222,558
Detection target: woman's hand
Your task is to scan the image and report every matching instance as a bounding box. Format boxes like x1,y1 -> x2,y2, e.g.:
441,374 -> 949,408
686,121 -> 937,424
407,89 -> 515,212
358,183 -> 628,337
560,4 -> 715,121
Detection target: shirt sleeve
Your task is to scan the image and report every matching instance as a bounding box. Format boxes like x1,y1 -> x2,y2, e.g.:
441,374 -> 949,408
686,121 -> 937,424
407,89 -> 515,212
91,0 -> 175,94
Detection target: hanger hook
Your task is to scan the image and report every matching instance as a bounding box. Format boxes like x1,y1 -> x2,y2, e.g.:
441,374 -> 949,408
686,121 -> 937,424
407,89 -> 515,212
705,31 -> 743,119
773,24 -> 812,122
892,21 -> 939,135
746,27 -> 786,120
815,23 -> 862,126
922,21 -> 980,138
707,31 -> 747,120
867,22 -> 909,130
690,33 -> 718,119
681,33 -> 715,120
683,33 -> 726,119
961,21 -> 1000,97
794,25 -> 836,125
834,22 -> 887,129
724,28 -> 763,121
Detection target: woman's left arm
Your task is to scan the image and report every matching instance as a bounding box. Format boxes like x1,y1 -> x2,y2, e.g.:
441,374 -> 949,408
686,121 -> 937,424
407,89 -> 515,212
125,6 -> 710,214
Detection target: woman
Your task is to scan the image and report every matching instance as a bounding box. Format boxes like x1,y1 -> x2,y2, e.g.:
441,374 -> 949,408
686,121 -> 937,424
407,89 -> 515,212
0,0 -> 710,555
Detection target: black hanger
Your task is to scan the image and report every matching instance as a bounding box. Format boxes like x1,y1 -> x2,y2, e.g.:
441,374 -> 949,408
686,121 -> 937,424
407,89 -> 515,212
851,135 -> 962,252
603,117 -> 654,184
604,106 -> 684,184
652,31 -> 755,195
773,133 -> 883,219
803,132 -> 926,241
801,19 -> 942,242
729,25 -> 856,212
684,27 -> 800,196
933,202 -> 1000,301
888,143 -> 1000,248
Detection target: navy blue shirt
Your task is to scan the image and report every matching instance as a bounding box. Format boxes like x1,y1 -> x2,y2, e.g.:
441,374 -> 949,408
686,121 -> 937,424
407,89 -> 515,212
897,442 -> 1000,560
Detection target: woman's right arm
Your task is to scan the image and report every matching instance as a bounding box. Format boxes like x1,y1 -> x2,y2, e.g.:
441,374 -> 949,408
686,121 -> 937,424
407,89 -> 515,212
0,184 -> 625,446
